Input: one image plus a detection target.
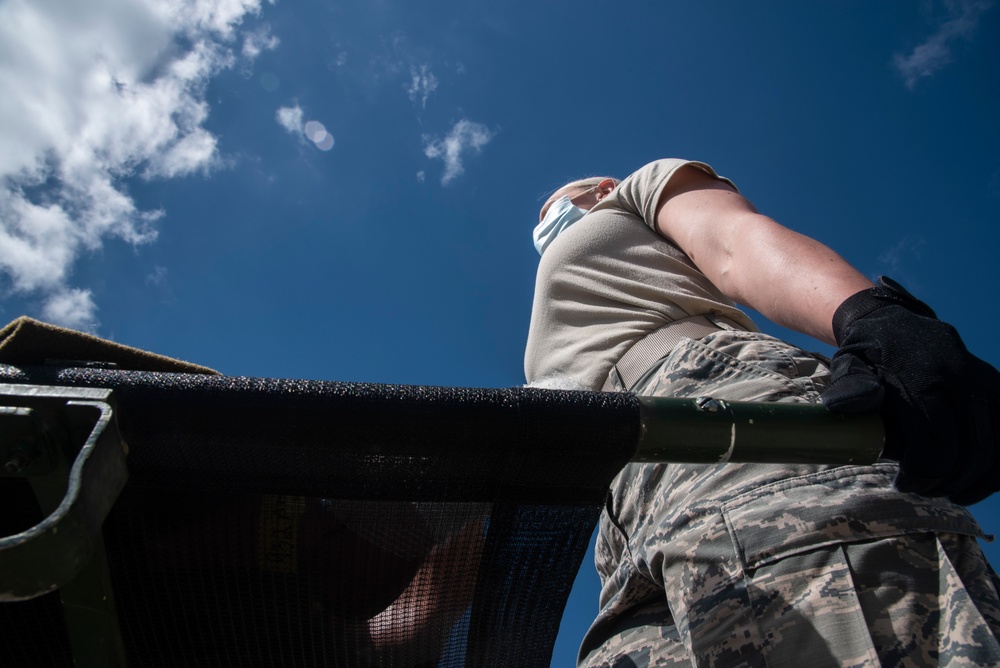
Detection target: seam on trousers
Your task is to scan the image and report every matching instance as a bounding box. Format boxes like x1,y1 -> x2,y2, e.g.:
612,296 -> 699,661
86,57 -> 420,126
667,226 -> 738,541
603,489 -> 642,573
837,543 -> 885,668
935,534 -> 1000,665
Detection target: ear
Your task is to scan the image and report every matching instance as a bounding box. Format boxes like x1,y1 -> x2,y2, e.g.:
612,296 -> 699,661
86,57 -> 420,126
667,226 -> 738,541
597,178 -> 617,199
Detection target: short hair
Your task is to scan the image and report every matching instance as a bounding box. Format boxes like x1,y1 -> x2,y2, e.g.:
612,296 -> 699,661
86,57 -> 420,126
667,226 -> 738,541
539,176 -> 619,221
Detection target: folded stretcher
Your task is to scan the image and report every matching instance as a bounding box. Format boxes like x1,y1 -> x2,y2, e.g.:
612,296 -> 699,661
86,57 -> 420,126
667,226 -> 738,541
0,319 -> 880,667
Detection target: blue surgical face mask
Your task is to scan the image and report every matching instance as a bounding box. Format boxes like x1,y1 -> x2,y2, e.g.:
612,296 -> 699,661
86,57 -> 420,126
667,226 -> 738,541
533,195 -> 589,256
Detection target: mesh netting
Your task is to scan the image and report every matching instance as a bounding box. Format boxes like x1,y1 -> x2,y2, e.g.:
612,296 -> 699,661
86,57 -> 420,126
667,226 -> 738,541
0,368 -> 638,667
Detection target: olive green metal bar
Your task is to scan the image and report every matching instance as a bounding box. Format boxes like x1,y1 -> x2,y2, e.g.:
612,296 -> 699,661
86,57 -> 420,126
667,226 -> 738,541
635,396 -> 884,464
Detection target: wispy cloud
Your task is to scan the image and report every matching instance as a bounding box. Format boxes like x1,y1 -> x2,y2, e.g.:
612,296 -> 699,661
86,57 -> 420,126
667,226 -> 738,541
0,0 -> 272,331
423,120 -> 495,185
406,64 -> 439,108
145,265 -> 169,287
893,0 -> 994,89
242,24 -> 280,60
877,236 -> 925,284
328,31 -> 460,110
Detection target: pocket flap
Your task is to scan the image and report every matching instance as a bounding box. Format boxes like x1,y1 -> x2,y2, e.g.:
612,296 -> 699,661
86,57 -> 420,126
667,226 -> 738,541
721,464 -> 985,570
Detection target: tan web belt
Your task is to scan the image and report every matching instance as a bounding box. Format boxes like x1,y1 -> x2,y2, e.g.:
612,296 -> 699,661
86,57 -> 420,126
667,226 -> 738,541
602,314 -> 742,392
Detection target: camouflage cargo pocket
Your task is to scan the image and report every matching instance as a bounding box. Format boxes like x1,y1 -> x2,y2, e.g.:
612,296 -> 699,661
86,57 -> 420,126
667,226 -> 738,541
721,464 -> 985,572
632,330 -> 829,403
717,465 -> 994,667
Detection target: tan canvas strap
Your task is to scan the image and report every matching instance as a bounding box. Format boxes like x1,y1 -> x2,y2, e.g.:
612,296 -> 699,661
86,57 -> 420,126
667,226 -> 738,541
602,314 -> 740,392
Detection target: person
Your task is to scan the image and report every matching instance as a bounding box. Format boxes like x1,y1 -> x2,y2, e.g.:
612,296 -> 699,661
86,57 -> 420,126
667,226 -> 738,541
524,159 -> 1000,667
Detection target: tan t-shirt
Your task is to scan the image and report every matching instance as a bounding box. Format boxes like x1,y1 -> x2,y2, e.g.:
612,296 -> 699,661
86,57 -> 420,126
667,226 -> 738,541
524,158 -> 759,390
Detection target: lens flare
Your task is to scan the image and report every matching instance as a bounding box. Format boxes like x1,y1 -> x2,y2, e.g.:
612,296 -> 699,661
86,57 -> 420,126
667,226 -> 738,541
304,120 -> 334,151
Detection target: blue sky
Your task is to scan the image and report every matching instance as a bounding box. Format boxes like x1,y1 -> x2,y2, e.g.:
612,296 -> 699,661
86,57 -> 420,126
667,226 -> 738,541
1,0 -> 998,664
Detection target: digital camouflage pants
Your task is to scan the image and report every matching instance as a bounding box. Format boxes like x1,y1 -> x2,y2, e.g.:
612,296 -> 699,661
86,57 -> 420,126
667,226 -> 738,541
580,330 -> 1000,667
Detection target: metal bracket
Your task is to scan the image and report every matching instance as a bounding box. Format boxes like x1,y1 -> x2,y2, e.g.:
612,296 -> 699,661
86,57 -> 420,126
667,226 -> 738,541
0,384 -> 128,599
0,383 -> 129,667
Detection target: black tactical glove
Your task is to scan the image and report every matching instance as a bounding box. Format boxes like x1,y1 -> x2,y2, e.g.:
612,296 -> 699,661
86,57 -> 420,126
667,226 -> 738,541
821,276 -> 1000,505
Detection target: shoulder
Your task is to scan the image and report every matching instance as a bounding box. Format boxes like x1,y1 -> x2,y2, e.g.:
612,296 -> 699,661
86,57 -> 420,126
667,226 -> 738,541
591,159 -> 738,229
624,159 -> 736,193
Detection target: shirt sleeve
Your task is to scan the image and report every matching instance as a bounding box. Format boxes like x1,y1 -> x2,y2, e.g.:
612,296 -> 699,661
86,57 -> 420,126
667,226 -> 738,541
589,158 -> 738,230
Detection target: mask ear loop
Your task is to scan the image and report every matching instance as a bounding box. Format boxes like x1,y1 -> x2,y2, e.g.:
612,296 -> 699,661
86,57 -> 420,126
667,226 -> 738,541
540,182 -> 605,223
575,184 -> 600,202
574,182 -> 618,210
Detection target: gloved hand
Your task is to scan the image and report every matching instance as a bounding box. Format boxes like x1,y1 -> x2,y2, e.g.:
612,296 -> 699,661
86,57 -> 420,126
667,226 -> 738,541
821,276 -> 1000,505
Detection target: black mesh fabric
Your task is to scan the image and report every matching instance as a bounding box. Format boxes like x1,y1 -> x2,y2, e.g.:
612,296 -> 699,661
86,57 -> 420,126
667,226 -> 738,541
0,366 -> 639,667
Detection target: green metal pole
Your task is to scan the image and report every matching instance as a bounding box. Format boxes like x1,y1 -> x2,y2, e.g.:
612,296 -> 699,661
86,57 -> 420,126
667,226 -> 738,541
634,396 -> 884,465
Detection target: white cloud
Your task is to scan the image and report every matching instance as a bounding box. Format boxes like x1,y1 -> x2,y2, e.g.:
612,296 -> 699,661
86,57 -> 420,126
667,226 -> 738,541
423,119 -> 495,185
276,104 -> 304,133
406,64 -> 439,108
0,0 -> 271,330
41,288 -> 99,333
151,0 -> 263,39
276,106 -> 334,151
242,24 -> 279,60
893,0 -> 994,89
